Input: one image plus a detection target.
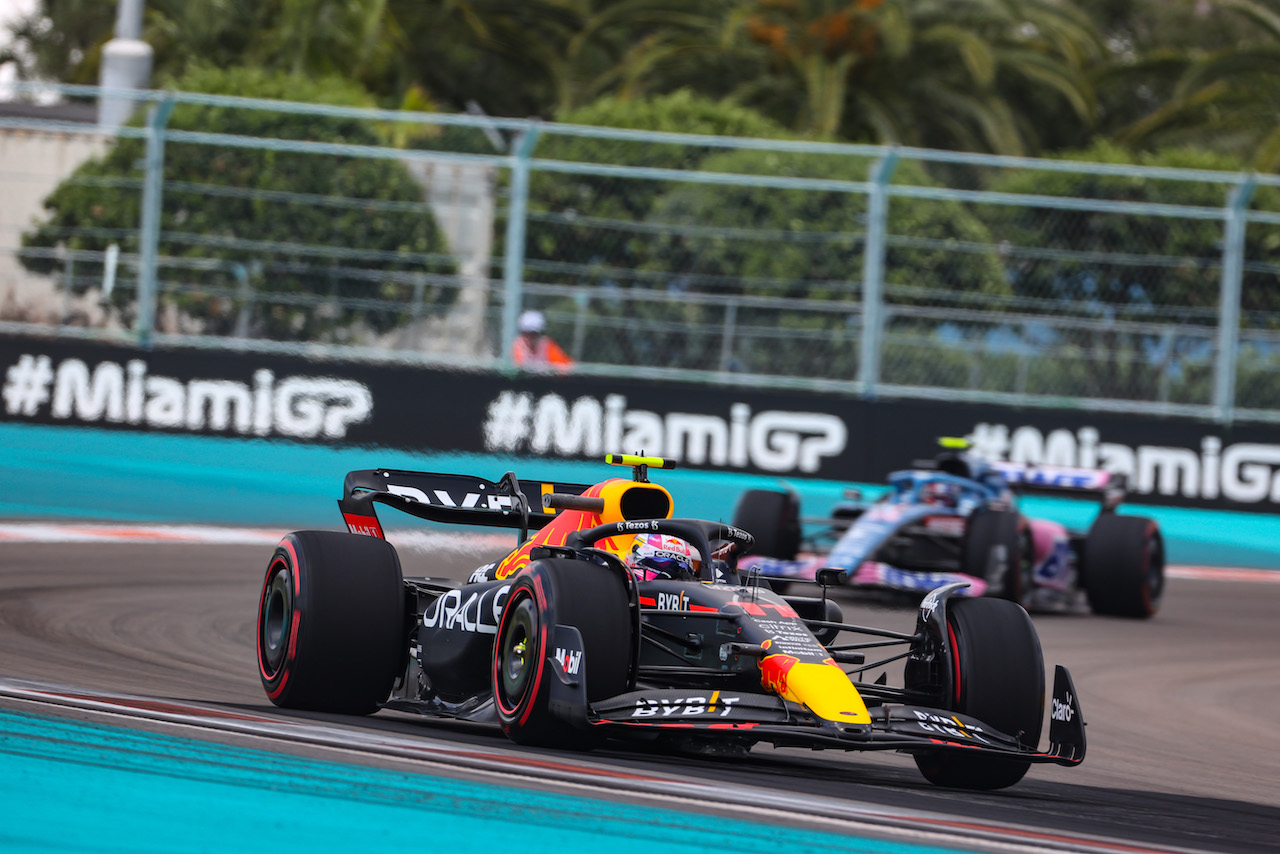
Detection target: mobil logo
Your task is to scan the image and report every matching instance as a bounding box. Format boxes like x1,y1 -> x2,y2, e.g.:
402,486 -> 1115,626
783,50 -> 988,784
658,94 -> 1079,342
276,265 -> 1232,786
556,647 -> 582,676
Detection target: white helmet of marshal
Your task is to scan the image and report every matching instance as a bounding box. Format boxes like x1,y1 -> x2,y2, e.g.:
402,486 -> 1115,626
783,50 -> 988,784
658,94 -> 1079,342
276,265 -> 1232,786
625,533 -> 702,580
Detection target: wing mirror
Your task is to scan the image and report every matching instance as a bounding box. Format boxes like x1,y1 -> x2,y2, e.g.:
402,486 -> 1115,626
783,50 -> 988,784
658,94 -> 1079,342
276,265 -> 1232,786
815,567 -> 846,588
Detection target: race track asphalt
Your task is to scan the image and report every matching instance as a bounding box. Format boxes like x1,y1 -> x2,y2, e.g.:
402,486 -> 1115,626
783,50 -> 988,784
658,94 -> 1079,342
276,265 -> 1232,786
0,538 -> 1277,852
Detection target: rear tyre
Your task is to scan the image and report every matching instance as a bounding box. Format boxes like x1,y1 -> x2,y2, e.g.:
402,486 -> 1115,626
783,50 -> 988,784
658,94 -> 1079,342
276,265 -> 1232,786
962,510 -> 1032,603
492,559 -> 633,748
732,489 -> 800,560
1083,515 -> 1164,618
257,531 -> 405,714
733,489 -> 801,594
910,597 -> 1045,790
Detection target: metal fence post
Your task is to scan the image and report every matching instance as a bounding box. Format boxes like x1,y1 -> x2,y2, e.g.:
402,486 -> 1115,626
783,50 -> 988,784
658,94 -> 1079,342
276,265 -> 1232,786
501,123 -> 541,368
858,148 -> 898,396
1214,174 -> 1256,423
230,262 -> 252,338
718,303 -> 739,373
136,94 -> 174,348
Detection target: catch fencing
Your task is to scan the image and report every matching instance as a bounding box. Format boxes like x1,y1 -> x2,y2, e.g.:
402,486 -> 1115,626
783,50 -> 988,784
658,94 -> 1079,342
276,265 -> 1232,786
2,82 -> 1278,424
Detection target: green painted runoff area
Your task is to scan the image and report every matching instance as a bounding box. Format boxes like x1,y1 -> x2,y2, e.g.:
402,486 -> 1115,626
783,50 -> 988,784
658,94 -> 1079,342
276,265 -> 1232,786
0,709 -> 950,854
1,423 -> 1276,568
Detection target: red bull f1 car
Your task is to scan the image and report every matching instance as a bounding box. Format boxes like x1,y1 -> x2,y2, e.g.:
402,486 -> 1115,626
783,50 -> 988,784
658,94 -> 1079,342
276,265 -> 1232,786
256,454 -> 1086,790
734,440 -> 1164,618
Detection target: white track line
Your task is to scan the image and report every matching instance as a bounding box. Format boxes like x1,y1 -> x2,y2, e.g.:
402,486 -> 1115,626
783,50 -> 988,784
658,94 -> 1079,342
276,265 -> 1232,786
0,678 -> 1207,854
0,522 -> 513,553
0,523 -> 1274,581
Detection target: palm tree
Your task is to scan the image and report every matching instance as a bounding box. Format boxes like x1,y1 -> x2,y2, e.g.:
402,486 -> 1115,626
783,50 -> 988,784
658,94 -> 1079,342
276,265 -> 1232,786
736,0 -> 887,139
841,0 -> 1103,153
395,0 -> 748,117
607,0 -> 1103,153
1108,0 -> 1280,171
4,0 -> 396,94
253,0 -> 397,79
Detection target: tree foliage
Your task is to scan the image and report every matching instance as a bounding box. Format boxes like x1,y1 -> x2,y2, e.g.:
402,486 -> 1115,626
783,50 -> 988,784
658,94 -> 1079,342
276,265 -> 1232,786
524,90 -> 795,278
984,141 -> 1280,316
974,142 -> 1280,403
20,66 -> 452,341
8,0 -> 1280,166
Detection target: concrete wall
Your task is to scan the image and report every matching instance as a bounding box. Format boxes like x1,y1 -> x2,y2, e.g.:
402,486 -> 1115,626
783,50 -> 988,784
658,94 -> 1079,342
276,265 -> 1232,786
0,128 -> 109,322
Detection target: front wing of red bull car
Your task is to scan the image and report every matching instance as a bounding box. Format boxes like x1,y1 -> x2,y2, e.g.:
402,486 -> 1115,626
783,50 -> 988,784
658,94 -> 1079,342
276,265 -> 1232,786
256,455 -> 1084,791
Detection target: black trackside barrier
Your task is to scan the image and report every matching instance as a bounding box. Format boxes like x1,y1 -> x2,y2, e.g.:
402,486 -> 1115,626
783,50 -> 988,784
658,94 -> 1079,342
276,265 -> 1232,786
3,331 -> 1278,514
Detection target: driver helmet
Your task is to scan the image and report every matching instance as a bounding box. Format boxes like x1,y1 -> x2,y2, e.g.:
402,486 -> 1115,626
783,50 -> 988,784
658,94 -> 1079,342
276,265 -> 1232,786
625,533 -> 702,580
923,480 -> 959,508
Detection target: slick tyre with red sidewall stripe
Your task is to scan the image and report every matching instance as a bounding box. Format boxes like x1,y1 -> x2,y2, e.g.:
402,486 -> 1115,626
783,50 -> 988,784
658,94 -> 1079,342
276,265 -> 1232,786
912,596 -> 1045,790
257,531 -> 405,714
1083,514 -> 1164,618
492,558 -> 632,748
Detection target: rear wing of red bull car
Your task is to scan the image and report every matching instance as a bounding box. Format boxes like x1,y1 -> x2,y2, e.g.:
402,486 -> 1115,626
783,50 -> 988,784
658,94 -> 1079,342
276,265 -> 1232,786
337,468 -> 593,541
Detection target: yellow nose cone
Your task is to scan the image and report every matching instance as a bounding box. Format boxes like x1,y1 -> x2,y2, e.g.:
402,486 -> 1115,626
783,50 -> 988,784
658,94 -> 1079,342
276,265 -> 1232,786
760,655 -> 871,724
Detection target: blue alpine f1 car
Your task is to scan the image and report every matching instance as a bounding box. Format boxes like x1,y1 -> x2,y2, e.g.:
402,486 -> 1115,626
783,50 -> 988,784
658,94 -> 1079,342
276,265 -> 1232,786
733,440 -> 1164,618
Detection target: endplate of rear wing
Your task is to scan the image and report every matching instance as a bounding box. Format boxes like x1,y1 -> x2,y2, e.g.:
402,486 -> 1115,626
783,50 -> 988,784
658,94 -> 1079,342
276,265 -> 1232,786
337,468 -> 593,538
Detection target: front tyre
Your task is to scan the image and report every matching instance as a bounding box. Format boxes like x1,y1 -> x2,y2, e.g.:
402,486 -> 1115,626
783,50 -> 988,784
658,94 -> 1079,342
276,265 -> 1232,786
1083,515 -> 1164,618
911,597 -> 1045,790
257,531 -> 405,714
492,559 -> 633,748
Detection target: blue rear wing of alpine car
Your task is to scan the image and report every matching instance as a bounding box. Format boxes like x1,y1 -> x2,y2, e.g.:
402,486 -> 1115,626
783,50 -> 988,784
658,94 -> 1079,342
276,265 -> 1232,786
989,461 -> 1128,508
337,468 -> 593,538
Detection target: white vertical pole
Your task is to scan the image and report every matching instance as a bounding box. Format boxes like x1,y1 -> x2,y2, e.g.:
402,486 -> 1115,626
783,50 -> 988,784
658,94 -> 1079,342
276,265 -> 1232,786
98,0 -> 153,130
858,148 -> 898,396
136,95 -> 174,348
1213,174 -> 1256,424
501,124 -> 541,367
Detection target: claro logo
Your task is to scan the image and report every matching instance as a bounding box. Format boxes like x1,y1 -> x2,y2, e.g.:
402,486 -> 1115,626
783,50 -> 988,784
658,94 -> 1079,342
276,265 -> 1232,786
2,354 -> 372,439
970,422 -> 1280,506
483,392 -> 846,474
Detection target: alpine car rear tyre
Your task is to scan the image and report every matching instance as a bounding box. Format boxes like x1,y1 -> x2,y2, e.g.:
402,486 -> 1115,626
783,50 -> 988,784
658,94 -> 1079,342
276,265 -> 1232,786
912,597 -> 1045,790
492,558 -> 633,749
962,510 -> 1032,604
257,531 -> 405,715
1083,515 -> 1164,618
732,489 -> 800,561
